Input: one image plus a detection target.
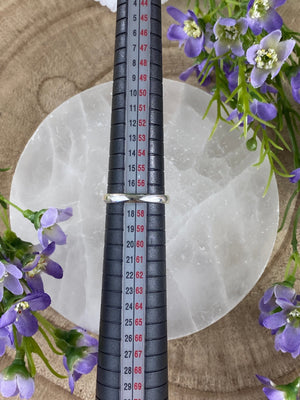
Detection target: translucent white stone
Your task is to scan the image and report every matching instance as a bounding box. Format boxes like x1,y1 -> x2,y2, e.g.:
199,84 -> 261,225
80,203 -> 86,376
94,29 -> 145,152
10,80 -> 279,339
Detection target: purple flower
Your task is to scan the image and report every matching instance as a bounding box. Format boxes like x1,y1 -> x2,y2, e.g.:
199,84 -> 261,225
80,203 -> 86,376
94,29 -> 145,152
291,71 -> 300,104
226,65 -> 278,95
0,327 -> 14,356
204,23 -> 214,49
250,99 -> 277,125
213,17 -> 248,57
259,284 -> 295,327
227,66 -> 239,92
166,6 -> 205,57
63,328 -> 98,393
262,292 -> 300,357
179,59 -> 214,86
246,30 -> 295,88
37,207 -> 72,248
260,82 -> 278,94
0,262 -> 23,301
227,99 -> 277,127
247,0 -> 287,35
289,168 -> 300,183
23,242 -> 63,292
0,361 -> 34,399
256,375 -> 300,400
0,292 -> 51,337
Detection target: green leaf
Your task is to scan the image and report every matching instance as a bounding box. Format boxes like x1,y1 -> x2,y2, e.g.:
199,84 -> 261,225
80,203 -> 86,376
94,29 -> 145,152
3,230 -> 31,251
22,336 -> 67,379
0,198 -> 8,209
1,291 -> 24,313
23,337 -> 36,377
0,236 -> 17,263
278,189 -> 298,232
38,326 -> 64,355
262,165 -> 274,198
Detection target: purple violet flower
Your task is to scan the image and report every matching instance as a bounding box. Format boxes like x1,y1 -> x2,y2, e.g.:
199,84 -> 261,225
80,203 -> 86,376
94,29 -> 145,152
0,361 -> 34,399
289,168 -> 300,183
260,82 -> 278,94
0,262 -> 23,301
259,284 -> 295,327
0,292 -> 51,337
256,374 -> 300,400
213,17 -> 248,57
291,71 -> 300,104
166,6 -> 205,57
246,30 -> 295,88
247,0 -> 287,35
227,66 -> 239,92
262,292 -> 300,358
37,207 -> 72,248
23,242 -> 63,292
227,99 -> 277,127
204,23 -> 214,49
179,59 -> 214,86
226,65 -> 278,94
0,327 -> 14,356
63,328 -> 98,394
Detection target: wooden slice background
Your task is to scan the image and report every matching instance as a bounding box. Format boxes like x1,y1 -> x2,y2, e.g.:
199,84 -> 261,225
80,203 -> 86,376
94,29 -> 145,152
0,1 -> 300,399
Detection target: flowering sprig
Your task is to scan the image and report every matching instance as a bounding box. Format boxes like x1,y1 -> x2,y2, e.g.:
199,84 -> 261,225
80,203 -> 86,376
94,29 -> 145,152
256,374 -> 300,400
167,0 -> 300,397
0,193 -> 98,398
167,0 -> 300,192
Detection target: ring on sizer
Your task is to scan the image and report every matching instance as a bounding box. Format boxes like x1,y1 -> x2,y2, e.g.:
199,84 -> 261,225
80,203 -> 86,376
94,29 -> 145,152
104,193 -> 169,204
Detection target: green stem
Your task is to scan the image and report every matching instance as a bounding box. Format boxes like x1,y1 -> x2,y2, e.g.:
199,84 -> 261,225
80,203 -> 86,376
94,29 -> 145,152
275,74 -> 300,168
13,325 -> 20,351
278,189 -> 299,232
284,255 -> 293,280
0,196 -> 24,214
285,110 -> 300,168
15,347 -> 25,361
38,326 -> 64,355
0,208 -> 10,230
32,311 -> 55,336
292,206 -> 300,253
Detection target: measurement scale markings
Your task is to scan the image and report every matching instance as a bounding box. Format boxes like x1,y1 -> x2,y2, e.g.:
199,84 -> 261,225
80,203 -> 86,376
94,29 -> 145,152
97,1 -> 167,400
120,0 -> 151,399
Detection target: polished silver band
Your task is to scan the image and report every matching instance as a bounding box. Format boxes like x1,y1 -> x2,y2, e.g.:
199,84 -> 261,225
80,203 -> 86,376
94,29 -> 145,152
104,193 -> 169,204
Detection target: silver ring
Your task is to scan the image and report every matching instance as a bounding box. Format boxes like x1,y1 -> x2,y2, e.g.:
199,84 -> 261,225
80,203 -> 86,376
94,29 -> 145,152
104,193 -> 169,204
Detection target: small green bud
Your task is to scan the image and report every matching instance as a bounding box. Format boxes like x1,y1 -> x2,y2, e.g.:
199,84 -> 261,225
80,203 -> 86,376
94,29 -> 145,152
246,137 -> 257,151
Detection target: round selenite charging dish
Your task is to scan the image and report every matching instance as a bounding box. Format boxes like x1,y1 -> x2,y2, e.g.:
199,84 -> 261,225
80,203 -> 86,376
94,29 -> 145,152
10,79 -> 279,340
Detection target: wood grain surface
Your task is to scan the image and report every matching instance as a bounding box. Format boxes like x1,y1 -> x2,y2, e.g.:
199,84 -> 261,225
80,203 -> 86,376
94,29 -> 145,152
0,1 -> 300,399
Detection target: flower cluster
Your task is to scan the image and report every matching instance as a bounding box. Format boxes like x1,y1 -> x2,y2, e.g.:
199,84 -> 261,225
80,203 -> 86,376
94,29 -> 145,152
0,199 -> 98,398
259,282 -> 300,357
167,0 -> 300,398
167,0 -> 300,193
256,374 -> 300,400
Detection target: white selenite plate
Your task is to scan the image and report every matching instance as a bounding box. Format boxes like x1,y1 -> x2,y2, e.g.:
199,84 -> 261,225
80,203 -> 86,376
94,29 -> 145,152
10,79 -> 279,339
